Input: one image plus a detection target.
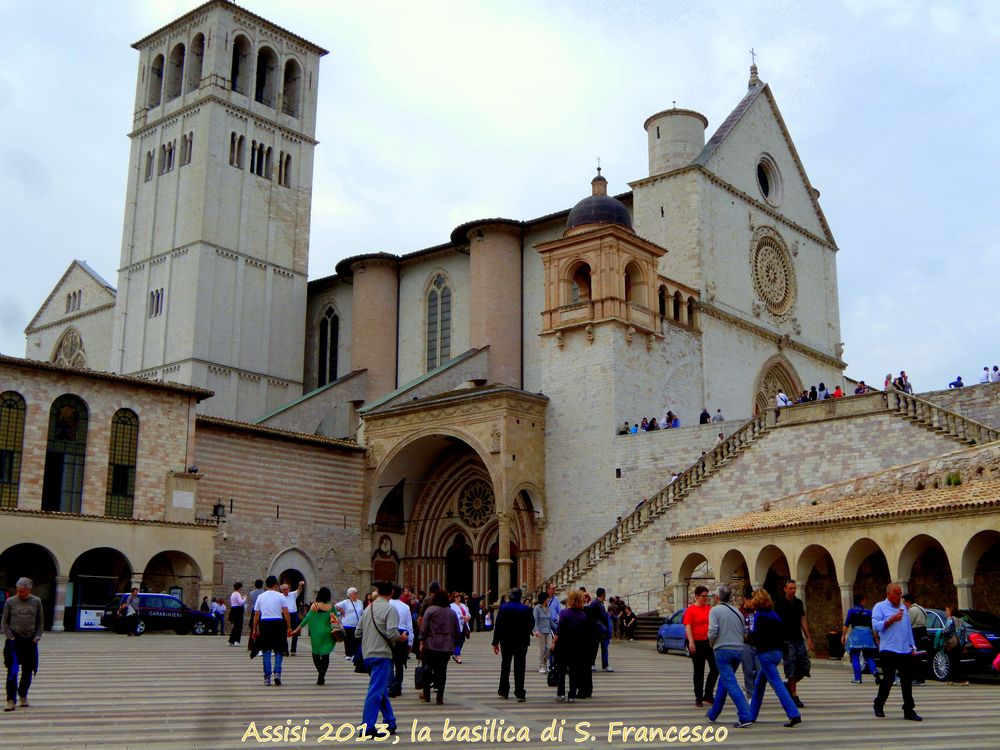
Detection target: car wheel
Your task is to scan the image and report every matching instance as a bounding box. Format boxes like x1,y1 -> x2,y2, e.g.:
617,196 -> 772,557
656,636 -> 668,654
192,621 -> 208,636
931,650 -> 950,681
134,619 -> 146,636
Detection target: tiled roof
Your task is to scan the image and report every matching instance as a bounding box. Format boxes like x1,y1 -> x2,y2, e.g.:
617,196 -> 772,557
196,415 -> 365,451
668,478 -> 1000,541
0,355 -> 214,400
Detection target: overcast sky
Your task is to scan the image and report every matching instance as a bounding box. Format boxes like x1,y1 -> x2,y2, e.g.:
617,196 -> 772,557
1,0 -> 998,392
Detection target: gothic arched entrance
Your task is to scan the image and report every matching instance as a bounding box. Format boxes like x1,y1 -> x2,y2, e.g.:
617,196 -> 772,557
445,534 -> 473,595
753,355 -> 801,415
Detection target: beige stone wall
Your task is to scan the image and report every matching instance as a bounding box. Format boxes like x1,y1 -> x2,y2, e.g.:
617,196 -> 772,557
349,259 -> 399,401
920,382 -> 1000,430
522,220 -> 564,393
193,423 -> 366,600
469,226 -> 521,387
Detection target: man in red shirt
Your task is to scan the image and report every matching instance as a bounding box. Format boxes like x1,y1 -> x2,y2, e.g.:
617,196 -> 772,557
683,586 -> 718,707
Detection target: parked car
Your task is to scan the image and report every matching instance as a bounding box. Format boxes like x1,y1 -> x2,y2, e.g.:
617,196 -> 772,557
100,593 -> 215,636
926,608 -> 1000,681
656,608 -> 689,654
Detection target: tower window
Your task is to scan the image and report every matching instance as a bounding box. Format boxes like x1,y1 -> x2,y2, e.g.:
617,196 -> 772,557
164,43 -> 185,101
264,146 -> 273,179
255,46 -> 279,107
756,153 -> 783,206
105,409 -> 139,518
0,391 -> 27,510
185,33 -> 205,93
317,306 -> 339,387
180,132 -> 193,166
149,288 -> 164,318
237,136 -> 246,168
41,394 -> 89,514
65,290 -> 82,314
147,54 -> 164,108
426,274 -> 452,371
569,263 -> 592,304
230,35 -> 251,95
281,59 -> 302,117
144,150 -> 154,182
283,153 -> 292,187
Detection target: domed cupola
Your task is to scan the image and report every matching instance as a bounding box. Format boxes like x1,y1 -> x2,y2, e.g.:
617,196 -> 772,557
565,169 -> 633,234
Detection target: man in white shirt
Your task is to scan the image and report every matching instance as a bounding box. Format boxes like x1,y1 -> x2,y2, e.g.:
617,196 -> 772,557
336,587 -> 364,661
388,586 -> 412,697
281,580 -> 305,654
981,367 -> 991,384
252,576 -> 291,686
712,409 -> 725,423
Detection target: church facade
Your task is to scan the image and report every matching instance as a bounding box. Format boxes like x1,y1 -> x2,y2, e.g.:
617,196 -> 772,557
12,1 -> 856,616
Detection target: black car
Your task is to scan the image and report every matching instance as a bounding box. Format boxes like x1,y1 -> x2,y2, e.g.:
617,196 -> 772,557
926,608 -> 1000,681
100,593 -> 215,635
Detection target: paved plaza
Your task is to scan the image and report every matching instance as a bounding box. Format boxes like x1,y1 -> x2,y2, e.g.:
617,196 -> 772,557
4,632 -> 999,749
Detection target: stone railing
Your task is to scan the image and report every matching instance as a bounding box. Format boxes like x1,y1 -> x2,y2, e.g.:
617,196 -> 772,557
544,411 -> 771,590
543,389 -> 999,592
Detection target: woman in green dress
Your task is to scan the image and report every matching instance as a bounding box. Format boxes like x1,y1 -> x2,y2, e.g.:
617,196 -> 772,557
292,586 -> 338,685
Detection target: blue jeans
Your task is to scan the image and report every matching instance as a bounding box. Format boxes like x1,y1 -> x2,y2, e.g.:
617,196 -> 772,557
750,649 -> 800,721
850,649 -> 878,681
261,650 -> 283,679
708,648 -> 752,724
363,657 -> 396,733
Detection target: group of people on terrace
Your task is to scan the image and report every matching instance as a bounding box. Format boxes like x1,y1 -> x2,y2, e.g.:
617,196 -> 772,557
950,365 -> 1000,389
621,407 -> 726,435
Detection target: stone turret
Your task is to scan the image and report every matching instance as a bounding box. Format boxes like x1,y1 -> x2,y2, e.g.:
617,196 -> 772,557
643,107 -> 708,176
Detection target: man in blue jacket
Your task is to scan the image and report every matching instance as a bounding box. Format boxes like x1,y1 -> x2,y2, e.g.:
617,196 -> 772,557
492,588 -> 535,702
587,588 -> 614,672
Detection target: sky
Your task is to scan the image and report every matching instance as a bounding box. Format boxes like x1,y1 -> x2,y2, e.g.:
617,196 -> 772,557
1,0 -> 998,393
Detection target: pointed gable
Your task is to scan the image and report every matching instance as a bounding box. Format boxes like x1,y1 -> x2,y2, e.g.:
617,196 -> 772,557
25,260 -> 117,333
693,75 -> 835,245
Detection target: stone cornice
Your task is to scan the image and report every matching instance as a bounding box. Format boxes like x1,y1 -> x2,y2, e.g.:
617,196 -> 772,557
24,302 -> 116,335
130,94 -> 318,145
629,165 -> 837,252
0,506 -> 218,529
701,303 -> 845,370
364,387 -> 548,423
118,241 -> 304,278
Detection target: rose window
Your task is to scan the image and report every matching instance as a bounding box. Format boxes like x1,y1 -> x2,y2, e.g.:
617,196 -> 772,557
458,480 -> 494,529
750,229 -> 796,316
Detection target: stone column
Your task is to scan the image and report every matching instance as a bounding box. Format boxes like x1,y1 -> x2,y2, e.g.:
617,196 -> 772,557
839,583 -> 854,624
673,582 -> 689,611
496,511 -> 513,595
358,526 -> 374,593
955,578 -> 974,610
52,576 -> 70,633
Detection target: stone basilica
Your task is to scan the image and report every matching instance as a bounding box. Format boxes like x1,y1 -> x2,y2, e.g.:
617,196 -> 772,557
6,1 -> 998,639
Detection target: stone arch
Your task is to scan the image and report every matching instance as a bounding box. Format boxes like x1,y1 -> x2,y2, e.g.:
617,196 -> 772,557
0,543 -> 59,629
511,481 -> 546,527
69,547 -> 133,630
672,290 -> 682,322
797,544 -> 840,649
676,551 -> 713,588
623,259 -> 645,306
185,33 -> 204,93
268,546 -> 317,599
565,259 -> 593,304
844,537 -> 890,606
658,285 -> 668,318
142,550 -> 203,607
754,544 -> 791,600
963,529 -> 1000,611
164,42 -> 185,101
254,45 -> 279,107
752,354 -> 801,416
147,53 -> 164,107
281,57 -> 302,117
719,549 -> 751,599
899,533 -> 955,605
230,33 -> 252,95
687,296 -> 698,329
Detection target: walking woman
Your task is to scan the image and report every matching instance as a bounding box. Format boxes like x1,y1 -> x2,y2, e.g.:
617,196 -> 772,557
228,582 -> 246,645
533,591 -> 553,672
747,588 -> 801,728
943,605 -> 969,685
291,586 -> 338,685
842,594 -> 880,684
419,590 -> 457,704
450,592 -> 471,664
683,585 -> 718,707
552,589 -> 590,703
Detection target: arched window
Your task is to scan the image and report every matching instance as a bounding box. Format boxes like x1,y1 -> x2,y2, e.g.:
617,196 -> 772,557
180,132 -> 193,166
185,33 -> 205,93
255,46 -> 279,107
42,395 -> 89,514
672,291 -> 682,322
164,43 -> 185,101
687,297 -> 697,329
237,136 -> 246,169
426,274 -> 452,370
570,263 -> 592,304
144,150 -> 154,181
106,409 -> 139,518
53,328 -> 86,368
230,35 -> 251,95
158,144 -> 166,175
166,141 -> 175,172
147,54 -> 164,107
264,146 -> 273,179
317,307 -> 339,387
282,153 -> 292,187
281,59 -> 302,117
658,285 -> 667,318
0,391 -> 26,510
623,261 -> 644,306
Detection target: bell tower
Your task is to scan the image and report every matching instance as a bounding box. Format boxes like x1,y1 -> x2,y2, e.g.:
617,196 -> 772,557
110,1 -> 327,421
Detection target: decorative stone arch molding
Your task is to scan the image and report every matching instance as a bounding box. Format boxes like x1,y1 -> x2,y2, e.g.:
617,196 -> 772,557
752,354 -> 801,415
52,328 -> 87,369
359,385 -> 547,593
268,546 -> 317,590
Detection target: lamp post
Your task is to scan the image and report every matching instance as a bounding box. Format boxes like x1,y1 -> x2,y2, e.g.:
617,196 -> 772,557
212,499 -> 226,525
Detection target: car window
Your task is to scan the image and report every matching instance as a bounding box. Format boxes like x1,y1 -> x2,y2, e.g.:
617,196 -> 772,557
142,596 -> 163,609
671,609 -> 685,624
162,597 -> 184,610
964,610 -> 1000,628
925,610 -> 944,629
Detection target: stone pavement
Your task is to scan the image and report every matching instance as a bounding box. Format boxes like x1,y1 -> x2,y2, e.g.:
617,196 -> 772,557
3,632 -> 999,749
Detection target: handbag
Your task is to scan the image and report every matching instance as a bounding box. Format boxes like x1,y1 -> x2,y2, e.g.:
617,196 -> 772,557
943,634 -> 960,653
330,611 -> 346,642
546,664 -> 562,688
413,663 -> 427,690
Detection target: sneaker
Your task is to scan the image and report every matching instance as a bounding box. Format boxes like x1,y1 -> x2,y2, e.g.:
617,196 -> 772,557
516,696 -> 526,703
851,679 -> 862,684
346,656 -> 354,661
18,697 -> 28,708
263,677 -> 271,686
538,667 -> 548,673
274,675 -> 282,686
567,697 -> 575,703
734,720 -> 754,729
591,665 -> 597,672
903,712 -> 923,721
556,696 -> 566,703
602,666 -> 614,672
3,700 -> 14,712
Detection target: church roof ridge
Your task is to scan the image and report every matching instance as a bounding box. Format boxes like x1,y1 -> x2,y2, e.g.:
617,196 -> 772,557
131,0 -> 328,55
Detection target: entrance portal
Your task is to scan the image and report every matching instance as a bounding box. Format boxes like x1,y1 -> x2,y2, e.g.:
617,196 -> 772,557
445,535 -> 472,595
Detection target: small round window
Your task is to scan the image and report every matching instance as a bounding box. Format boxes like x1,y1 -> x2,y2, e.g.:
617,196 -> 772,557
756,154 -> 782,206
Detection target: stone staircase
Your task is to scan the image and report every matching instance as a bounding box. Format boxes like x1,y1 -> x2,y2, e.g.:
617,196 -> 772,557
543,389 -> 1000,593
